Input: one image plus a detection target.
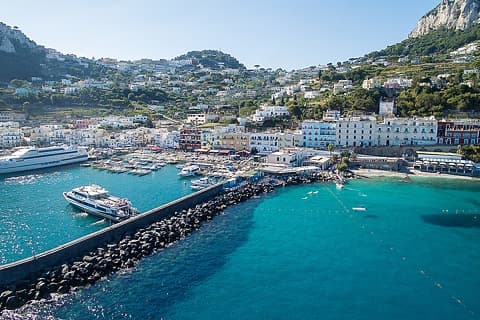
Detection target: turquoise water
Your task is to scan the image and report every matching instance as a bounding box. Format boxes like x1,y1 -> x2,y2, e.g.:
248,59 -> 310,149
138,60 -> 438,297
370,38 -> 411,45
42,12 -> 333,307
0,165 -> 193,264
6,176 -> 480,320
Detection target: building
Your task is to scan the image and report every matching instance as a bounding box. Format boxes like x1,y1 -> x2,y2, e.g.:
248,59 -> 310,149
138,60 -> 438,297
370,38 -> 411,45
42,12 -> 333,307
336,116 -> 377,147
251,105 -> 290,123
302,120 -> 337,148
362,78 -> 382,90
376,117 -> 437,146
179,128 -> 201,151
250,132 -> 295,155
350,155 -> 404,171
333,80 -> 353,94
414,152 -> 479,176
379,99 -> 396,116
437,120 -> 480,145
0,112 -> 25,122
186,113 -> 219,126
266,149 -> 305,167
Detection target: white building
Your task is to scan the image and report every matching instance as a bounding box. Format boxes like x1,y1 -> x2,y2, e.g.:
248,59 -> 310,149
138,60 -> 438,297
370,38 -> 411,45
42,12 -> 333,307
376,118 -> 437,146
251,105 -> 290,123
302,120 -> 337,148
250,132 -> 295,155
304,91 -> 320,99
266,149 -> 304,167
336,116 -> 377,147
186,114 -> 219,125
379,99 -> 396,116
362,78 -> 382,90
333,80 -> 353,94
0,128 -> 22,148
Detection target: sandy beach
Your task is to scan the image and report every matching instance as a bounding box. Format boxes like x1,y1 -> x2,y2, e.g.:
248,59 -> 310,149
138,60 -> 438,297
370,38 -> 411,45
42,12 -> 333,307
351,168 -> 480,181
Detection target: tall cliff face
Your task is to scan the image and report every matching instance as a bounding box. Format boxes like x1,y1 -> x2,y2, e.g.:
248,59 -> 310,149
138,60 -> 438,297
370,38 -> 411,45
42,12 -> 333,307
0,23 -> 39,54
409,0 -> 480,38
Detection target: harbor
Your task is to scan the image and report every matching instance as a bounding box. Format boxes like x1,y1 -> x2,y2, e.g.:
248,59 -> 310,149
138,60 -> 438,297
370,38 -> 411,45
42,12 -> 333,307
0,173 -> 479,319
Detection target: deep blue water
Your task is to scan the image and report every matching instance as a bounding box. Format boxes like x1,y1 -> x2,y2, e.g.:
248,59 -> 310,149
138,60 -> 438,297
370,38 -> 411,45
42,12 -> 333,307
3,175 -> 480,320
0,165 -> 193,264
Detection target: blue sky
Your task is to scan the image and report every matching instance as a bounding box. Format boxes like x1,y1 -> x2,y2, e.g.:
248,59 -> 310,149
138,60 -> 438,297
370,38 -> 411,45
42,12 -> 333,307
2,0 -> 439,70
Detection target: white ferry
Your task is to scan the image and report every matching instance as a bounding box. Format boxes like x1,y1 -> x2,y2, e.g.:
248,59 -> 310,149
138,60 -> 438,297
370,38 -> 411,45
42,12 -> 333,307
0,146 -> 88,174
63,184 -> 138,222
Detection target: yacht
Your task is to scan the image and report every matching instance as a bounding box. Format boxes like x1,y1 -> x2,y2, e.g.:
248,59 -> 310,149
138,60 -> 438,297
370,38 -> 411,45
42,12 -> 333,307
177,165 -> 200,177
0,146 -> 88,174
63,184 -> 138,222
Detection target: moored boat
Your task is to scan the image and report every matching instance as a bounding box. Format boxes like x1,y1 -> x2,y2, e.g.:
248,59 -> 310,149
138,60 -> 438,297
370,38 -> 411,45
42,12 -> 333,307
0,146 -> 88,174
190,177 -> 216,190
178,165 -> 200,177
63,184 -> 138,222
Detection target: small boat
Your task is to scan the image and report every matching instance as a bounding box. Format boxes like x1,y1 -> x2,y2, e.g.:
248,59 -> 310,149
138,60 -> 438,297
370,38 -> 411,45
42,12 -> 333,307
190,177 -> 216,190
63,184 -> 138,222
178,165 -> 200,177
352,207 -> 367,212
336,182 -> 344,189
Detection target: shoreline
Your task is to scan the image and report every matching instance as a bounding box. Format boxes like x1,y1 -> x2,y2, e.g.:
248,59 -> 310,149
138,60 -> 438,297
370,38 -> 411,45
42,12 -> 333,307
351,168 -> 480,181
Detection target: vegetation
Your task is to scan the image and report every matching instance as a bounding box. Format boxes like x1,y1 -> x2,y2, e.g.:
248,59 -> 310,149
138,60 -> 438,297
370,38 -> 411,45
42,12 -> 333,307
458,145 -> 480,162
174,50 -> 245,70
369,24 -> 480,58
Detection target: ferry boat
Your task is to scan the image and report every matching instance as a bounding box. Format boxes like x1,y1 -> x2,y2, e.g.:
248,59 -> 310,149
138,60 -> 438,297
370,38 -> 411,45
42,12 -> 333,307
0,146 -> 88,174
63,184 -> 138,222
178,165 -> 200,177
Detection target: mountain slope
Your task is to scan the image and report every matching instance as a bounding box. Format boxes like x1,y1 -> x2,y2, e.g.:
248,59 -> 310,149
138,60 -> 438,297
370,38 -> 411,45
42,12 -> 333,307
410,0 -> 480,38
174,50 -> 245,70
369,23 -> 480,58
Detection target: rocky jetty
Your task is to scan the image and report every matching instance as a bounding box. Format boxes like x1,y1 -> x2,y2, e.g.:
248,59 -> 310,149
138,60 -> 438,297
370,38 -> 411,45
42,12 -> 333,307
0,182 -> 275,312
0,172 -> 350,312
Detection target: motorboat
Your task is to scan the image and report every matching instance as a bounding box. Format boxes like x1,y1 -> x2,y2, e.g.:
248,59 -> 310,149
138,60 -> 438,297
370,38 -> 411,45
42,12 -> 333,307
178,165 -> 200,177
63,184 -> 138,222
190,177 -> 216,190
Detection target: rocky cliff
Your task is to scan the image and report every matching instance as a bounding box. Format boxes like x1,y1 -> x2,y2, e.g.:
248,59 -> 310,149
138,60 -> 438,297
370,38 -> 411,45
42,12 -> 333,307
0,23 -> 38,54
409,0 -> 480,38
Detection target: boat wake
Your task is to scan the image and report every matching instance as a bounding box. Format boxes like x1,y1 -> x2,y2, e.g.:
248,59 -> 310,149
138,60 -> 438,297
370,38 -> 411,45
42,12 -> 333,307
73,212 -> 89,218
90,219 -> 107,226
4,174 -> 43,185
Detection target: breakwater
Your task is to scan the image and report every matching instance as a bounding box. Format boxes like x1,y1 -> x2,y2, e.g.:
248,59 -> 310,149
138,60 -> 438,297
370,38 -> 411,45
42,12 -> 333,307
0,181 -> 275,311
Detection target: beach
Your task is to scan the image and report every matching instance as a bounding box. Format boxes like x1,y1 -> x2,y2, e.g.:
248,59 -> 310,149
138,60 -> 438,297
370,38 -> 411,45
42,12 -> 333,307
352,168 -> 480,181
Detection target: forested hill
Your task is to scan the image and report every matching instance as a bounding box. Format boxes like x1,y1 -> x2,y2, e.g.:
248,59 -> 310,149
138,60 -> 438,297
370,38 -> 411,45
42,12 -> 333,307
174,50 -> 246,70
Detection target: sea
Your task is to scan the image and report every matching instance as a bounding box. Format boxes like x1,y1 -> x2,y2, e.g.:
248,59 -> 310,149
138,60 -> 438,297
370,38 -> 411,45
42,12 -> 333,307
2,168 -> 480,320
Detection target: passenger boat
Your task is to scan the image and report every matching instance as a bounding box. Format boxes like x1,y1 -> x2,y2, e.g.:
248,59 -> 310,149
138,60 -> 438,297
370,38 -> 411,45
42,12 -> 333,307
0,146 -> 88,174
63,184 -> 138,222
178,165 -> 200,177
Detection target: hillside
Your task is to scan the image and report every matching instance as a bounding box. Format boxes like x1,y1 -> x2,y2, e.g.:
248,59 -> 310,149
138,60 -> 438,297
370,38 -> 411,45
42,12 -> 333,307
368,24 -> 480,58
174,50 -> 245,70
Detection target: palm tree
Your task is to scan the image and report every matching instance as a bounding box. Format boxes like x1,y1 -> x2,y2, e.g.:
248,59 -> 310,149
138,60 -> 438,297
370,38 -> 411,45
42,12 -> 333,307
327,143 -> 334,162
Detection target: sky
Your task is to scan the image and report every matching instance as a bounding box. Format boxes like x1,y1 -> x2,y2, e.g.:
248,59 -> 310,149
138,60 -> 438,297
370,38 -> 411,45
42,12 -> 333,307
1,0 -> 440,70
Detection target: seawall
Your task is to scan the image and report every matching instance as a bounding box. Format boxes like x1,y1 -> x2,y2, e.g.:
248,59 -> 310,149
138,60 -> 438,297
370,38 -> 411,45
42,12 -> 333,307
0,183 -> 224,288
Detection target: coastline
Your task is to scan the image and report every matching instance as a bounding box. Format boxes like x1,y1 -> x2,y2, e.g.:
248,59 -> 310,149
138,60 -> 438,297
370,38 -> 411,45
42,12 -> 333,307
351,168 -> 480,181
